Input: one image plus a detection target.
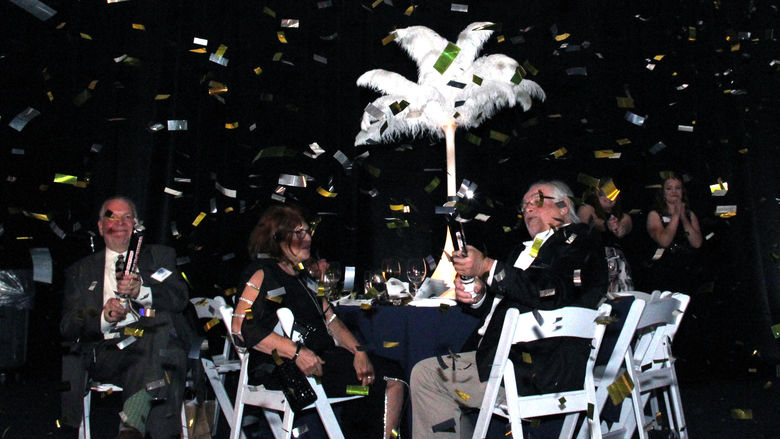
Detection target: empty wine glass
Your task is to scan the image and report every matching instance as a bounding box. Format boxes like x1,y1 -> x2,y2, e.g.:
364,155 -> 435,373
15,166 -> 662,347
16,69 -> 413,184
406,258 -> 427,295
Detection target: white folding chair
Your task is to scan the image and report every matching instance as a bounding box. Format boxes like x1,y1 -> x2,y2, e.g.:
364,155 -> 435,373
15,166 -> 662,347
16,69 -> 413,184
601,292 -> 690,439
473,303 -> 612,439
190,296 -> 237,437
571,297 -> 647,439
79,382 -> 188,439
207,301 -> 361,439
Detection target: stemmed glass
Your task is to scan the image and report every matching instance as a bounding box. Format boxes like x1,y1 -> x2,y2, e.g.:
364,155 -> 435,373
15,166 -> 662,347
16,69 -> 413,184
406,258 -> 427,295
381,258 -> 402,283
320,261 -> 343,300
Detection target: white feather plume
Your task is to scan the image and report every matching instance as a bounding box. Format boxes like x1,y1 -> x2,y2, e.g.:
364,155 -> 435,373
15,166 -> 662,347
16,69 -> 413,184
355,22 -> 545,146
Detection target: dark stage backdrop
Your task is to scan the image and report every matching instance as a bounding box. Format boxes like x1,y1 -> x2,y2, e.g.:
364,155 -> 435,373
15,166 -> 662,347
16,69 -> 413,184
0,0 -> 778,370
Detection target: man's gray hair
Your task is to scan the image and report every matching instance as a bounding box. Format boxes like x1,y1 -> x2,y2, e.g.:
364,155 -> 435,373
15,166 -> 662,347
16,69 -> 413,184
528,180 -> 581,224
98,196 -> 138,222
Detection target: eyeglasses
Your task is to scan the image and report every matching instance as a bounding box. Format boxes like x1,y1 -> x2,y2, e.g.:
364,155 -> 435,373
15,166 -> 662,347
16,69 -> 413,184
104,213 -> 136,223
520,191 -> 556,215
290,228 -> 312,239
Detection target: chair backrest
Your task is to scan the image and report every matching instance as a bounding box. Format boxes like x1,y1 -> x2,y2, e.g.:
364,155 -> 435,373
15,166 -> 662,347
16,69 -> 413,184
191,296 -> 228,319
509,304 -> 612,345
631,292 -> 689,367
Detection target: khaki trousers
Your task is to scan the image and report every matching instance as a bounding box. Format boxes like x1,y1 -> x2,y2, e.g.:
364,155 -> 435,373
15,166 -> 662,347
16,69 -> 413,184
410,351 -> 504,439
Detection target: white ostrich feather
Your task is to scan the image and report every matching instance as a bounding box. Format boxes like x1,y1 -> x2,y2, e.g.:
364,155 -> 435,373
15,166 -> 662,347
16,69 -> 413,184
355,22 -> 545,146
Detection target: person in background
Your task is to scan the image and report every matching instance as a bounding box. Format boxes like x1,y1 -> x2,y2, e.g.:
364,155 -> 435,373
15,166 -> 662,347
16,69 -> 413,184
61,196 -> 191,439
645,172 -> 703,293
410,180 -> 608,438
577,177 -> 635,293
231,205 -> 404,439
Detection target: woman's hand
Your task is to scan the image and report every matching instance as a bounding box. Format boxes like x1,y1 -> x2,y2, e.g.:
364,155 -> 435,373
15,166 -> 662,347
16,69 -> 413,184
353,351 -> 376,386
295,346 -> 325,377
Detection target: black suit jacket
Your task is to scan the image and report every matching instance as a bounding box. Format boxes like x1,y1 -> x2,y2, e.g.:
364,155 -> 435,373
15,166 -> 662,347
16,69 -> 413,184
471,223 -> 608,395
59,244 -> 191,427
60,244 -> 190,344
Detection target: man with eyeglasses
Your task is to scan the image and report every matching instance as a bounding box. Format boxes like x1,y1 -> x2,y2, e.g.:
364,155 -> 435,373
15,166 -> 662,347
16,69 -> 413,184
61,196 -> 191,439
410,180 -> 608,438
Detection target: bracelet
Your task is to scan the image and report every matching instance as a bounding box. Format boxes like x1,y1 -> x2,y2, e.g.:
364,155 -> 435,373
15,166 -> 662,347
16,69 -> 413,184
325,313 -> 337,326
238,297 -> 254,305
292,342 -> 303,361
245,281 -> 261,291
233,313 -> 245,319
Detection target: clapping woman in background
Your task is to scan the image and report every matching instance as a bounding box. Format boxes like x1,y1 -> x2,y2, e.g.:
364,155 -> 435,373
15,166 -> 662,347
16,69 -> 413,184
645,172 -> 703,293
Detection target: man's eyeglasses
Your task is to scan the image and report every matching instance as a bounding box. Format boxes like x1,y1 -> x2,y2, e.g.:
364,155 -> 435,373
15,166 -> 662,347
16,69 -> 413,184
520,191 -> 556,215
104,213 -> 136,223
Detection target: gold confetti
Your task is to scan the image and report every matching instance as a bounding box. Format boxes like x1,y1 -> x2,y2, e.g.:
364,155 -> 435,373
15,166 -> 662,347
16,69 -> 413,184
203,318 -> 220,331
190,48 -> 206,54
123,327 -> 144,337
277,31 -> 288,44
616,96 -> 635,108
80,32 -> 93,40
404,5 -> 415,15
383,341 -> 399,348
382,33 -> 396,46
522,352 -> 532,364
522,60 -> 539,76
653,54 -> 665,61
551,147 -> 567,158
272,52 -> 283,61
607,371 -> 634,405
455,389 -> 470,401
316,186 -> 337,197
771,324 -> 780,339
53,173 -> 78,185
225,122 -> 239,129
262,6 -> 276,18
616,138 -> 631,145
489,130 -> 510,143
433,43 -> 461,74
424,177 -> 441,194
371,0 -> 383,7
131,23 -> 145,30
192,212 -> 207,226
154,94 -> 170,100
253,66 -> 263,75
730,408 -> 753,420
555,33 -> 570,41
529,237 -> 544,258
465,133 -> 482,145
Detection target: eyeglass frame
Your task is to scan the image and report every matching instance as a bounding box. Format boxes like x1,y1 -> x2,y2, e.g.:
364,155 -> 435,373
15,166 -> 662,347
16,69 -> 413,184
520,190 -> 558,215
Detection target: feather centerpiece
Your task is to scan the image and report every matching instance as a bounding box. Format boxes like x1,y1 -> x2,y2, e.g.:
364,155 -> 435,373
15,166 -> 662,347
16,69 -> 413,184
355,22 -> 546,146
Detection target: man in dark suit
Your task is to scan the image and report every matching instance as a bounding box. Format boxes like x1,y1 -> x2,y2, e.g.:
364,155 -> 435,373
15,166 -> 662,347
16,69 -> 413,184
410,180 -> 608,438
61,196 -> 190,439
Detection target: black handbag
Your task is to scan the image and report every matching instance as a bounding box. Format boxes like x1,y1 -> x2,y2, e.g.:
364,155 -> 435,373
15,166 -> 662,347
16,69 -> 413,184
271,350 -> 317,413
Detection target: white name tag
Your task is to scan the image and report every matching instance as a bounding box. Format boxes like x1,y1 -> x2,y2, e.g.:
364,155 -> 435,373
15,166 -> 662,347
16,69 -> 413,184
152,268 -> 172,282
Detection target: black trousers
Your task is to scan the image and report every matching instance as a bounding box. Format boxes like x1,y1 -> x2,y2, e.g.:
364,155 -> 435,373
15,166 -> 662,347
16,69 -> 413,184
89,313 -> 188,439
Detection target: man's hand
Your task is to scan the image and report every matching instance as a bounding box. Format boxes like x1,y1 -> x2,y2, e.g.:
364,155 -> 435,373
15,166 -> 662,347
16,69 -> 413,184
454,276 -> 485,305
103,297 -> 128,323
452,245 -> 490,278
116,272 -> 142,299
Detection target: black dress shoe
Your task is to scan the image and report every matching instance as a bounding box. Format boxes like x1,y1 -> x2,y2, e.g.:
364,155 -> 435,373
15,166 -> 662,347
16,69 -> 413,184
115,427 -> 144,439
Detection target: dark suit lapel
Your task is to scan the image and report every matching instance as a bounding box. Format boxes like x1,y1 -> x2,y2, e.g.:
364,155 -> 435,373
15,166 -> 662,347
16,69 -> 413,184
86,251 -> 107,310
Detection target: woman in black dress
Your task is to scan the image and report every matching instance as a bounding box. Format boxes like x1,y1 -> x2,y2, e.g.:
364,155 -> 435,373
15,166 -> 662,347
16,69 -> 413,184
232,205 -> 404,438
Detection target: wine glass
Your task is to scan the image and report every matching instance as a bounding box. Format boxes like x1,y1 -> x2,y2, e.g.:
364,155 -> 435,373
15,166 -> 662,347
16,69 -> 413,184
320,261 -> 343,300
380,258 -> 401,282
406,258 -> 427,295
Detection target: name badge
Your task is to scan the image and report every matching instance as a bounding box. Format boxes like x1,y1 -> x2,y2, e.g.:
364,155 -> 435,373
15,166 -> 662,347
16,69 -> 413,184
152,267 -> 172,282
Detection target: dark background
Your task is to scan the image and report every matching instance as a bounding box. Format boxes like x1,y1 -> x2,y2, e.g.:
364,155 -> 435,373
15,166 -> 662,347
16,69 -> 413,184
0,0 -> 778,436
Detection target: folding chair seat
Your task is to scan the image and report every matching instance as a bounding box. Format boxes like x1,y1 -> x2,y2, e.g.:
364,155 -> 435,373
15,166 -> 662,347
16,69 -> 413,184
206,300 -> 362,439
599,292 -> 690,439
79,381 -> 188,439
473,303 -> 612,439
